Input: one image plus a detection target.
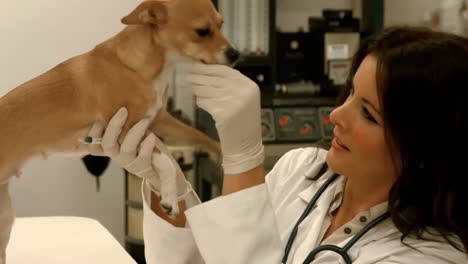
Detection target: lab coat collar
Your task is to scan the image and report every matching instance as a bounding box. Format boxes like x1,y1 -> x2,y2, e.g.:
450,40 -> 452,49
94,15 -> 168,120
299,167 -> 389,219
297,171 -> 392,238
298,171 -> 345,205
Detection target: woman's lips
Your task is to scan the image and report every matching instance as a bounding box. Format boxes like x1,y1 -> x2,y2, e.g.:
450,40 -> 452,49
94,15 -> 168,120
332,137 -> 350,151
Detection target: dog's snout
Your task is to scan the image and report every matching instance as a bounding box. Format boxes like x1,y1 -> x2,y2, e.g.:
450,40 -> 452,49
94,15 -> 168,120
226,48 -> 240,64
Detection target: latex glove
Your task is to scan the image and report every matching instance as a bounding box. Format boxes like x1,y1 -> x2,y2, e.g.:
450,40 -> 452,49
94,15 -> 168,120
151,135 -> 198,215
84,107 -> 195,216
176,63 -> 264,174
85,107 -> 157,179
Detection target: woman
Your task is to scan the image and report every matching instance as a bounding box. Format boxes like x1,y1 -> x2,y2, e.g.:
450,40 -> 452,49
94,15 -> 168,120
88,26 -> 468,263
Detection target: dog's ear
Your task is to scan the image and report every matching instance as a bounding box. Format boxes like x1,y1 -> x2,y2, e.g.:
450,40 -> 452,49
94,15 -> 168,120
121,1 -> 168,26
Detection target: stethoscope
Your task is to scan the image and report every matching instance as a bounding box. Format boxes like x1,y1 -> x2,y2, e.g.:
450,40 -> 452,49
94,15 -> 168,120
282,173 -> 391,264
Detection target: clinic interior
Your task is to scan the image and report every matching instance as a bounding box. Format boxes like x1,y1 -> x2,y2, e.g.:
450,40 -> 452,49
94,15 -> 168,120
1,0 -> 467,263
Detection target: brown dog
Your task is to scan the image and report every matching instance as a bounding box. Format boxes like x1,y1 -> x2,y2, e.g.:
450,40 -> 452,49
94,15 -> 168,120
0,0 -> 238,261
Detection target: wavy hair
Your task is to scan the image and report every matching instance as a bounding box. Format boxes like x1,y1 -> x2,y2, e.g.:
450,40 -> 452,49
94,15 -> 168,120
336,26 -> 468,252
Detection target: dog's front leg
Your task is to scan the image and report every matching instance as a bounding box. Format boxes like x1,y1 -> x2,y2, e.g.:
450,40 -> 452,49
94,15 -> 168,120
0,183 -> 15,264
150,110 -> 221,163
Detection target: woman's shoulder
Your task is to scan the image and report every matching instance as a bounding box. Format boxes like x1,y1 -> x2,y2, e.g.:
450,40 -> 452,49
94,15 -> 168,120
269,146 -> 328,172
358,225 -> 468,263
265,147 -> 331,196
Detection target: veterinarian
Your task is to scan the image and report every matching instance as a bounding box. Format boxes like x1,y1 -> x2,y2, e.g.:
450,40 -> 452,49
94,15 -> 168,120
88,26 -> 468,263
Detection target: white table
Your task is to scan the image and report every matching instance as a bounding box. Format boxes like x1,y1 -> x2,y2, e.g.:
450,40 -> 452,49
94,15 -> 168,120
6,216 -> 137,264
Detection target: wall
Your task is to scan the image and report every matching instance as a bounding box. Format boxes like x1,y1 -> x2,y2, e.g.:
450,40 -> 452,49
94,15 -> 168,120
0,0 -> 141,245
384,0 -> 442,26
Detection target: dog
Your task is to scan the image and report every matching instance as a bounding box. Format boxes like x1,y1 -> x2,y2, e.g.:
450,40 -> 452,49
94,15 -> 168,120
0,0 -> 238,261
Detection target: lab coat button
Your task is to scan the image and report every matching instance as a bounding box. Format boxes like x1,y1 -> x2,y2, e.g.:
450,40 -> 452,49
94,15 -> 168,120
344,227 -> 352,234
359,216 -> 367,223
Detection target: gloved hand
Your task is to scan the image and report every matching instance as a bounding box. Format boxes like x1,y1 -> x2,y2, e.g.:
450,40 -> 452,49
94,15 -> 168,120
150,135 -> 197,216
85,107 -> 157,179
84,107 -> 196,217
176,63 -> 264,174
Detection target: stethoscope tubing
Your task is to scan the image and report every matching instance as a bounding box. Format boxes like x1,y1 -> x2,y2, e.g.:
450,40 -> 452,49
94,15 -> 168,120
282,173 -> 391,264
301,212 -> 390,264
282,174 -> 340,264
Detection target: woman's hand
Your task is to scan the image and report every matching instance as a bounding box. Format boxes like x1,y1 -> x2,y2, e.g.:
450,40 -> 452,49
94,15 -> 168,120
176,63 -> 264,175
85,107 -> 157,179
84,108 -> 156,178
84,107 -> 193,217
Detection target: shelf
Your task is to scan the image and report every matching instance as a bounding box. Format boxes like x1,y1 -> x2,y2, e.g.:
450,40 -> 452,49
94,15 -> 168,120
271,95 -> 337,107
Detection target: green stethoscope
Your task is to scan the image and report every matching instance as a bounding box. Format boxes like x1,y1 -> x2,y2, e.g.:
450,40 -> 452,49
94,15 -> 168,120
282,173 -> 391,264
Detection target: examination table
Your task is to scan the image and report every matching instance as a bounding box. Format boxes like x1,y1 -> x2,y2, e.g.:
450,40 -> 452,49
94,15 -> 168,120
6,216 -> 137,263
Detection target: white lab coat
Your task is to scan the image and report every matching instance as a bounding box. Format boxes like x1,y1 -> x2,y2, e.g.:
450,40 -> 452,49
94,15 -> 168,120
141,147 -> 468,264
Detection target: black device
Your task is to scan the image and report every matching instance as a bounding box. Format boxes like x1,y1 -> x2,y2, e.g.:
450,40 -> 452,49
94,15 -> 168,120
309,10 -> 361,97
81,155 -> 110,192
275,31 -> 324,85
320,9 -> 360,32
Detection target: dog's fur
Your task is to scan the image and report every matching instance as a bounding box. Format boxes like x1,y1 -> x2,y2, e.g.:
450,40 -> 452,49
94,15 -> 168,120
0,0 -> 236,261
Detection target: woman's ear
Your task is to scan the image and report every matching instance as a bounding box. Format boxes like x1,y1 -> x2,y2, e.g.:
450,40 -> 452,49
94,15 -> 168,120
121,0 -> 168,26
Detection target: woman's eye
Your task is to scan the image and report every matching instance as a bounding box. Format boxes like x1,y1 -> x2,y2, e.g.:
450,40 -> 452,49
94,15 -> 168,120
362,107 -> 378,124
195,28 -> 211,37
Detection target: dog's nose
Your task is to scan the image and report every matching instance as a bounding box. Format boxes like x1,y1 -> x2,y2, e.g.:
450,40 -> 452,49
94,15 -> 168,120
226,48 -> 240,63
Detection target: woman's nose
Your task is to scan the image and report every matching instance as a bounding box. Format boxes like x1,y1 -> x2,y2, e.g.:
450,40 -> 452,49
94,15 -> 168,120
329,103 -> 347,130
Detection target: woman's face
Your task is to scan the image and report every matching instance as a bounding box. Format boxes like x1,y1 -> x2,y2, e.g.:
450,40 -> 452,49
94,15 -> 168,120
326,55 -> 398,184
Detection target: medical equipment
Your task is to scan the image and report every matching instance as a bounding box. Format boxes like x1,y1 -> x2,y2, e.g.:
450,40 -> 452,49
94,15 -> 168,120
79,136 -> 106,191
81,154 -> 109,191
282,173 -> 391,264
80,136 -> 102,145
274,107 -> 321,142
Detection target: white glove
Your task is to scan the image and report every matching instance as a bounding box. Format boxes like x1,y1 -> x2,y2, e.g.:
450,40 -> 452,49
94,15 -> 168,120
84,107 -> 196,217
151,135 -> 199,216
85,107 -> 157,179
176,63 -> 264,174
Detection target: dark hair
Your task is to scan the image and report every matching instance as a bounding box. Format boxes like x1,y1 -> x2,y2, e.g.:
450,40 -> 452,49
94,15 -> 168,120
337,26 -> 468,253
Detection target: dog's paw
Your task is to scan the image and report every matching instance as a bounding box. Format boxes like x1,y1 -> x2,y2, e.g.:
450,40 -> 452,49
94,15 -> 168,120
160,196 -> 179,219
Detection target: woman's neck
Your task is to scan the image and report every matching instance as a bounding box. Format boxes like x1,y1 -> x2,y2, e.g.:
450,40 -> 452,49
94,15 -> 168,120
339,177 -> 391,218
321,176 -> 393,242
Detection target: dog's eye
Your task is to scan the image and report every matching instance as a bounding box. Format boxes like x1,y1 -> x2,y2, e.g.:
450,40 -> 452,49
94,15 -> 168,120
195,28 -> 211,37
